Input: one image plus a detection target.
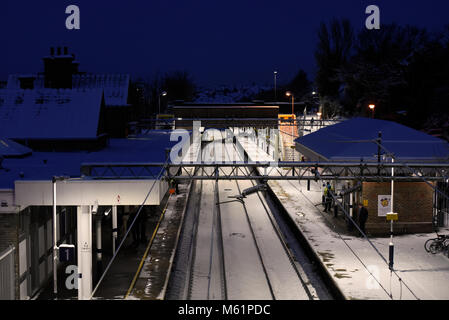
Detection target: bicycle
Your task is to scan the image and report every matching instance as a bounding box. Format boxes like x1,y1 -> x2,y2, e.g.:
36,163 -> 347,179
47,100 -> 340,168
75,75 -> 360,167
425,234 -> 449,255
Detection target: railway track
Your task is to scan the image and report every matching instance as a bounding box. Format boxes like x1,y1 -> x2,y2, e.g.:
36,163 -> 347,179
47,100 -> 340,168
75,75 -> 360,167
165,130 -> 331,300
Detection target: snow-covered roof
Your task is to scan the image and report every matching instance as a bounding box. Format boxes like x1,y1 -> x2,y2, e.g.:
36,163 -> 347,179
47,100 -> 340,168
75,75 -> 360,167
7,74 -> 130,107
0,138 -> 32,158
72,74 -> 130,107
0,89 -> 104,140
0,131 -> 180,189
295,117 -> 449,162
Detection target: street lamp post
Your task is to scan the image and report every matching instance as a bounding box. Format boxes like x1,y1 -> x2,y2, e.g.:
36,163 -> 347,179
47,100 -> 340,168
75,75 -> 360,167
317,111 -> 322,129
159,91 -> 168,115
286,91 -> 294,129
274,71 -> 278,101
369,104 -> 376,119
286,91 -> 295,152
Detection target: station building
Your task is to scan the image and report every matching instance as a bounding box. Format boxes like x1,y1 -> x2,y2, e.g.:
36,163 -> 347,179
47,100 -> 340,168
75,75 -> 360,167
295,117 -> 449,235
0,72 -> 181,299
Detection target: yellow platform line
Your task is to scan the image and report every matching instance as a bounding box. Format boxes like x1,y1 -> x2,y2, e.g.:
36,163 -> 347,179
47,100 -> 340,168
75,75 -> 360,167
124,195 -> 172,299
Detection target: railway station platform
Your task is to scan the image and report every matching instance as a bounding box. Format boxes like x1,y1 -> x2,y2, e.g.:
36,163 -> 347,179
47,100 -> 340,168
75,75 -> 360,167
238,131 -> 449,300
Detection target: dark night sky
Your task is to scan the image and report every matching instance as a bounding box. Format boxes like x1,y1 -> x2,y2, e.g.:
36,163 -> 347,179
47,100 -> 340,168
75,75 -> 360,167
1,1 -> 448,87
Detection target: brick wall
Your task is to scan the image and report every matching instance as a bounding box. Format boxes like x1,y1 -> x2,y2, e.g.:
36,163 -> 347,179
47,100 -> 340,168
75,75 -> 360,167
362,182 -> 434,235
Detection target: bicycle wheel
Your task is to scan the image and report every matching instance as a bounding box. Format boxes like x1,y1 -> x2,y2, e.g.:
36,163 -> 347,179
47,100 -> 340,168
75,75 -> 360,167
425,238 -> 436,252
429,242 -> 441,254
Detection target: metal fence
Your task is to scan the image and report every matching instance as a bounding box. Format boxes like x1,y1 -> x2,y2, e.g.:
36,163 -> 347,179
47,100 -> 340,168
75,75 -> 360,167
435,182 -> 449,228
0,246 -> 15,300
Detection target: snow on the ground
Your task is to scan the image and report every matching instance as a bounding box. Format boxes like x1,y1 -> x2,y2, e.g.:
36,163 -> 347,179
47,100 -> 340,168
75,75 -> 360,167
240,132 -> 449,300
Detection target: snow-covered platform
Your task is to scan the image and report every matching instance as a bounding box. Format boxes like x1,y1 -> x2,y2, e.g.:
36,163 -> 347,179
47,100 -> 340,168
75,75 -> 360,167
270,179 -> 449,300
238,133 -> 449,300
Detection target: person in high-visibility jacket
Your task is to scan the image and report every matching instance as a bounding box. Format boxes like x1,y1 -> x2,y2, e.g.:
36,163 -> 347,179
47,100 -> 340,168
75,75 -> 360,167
324,182 -> 334,212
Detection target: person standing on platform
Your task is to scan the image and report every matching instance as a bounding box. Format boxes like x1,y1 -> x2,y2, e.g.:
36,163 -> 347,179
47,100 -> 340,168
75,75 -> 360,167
358,203 -> 369,237
324,182 -> 333,212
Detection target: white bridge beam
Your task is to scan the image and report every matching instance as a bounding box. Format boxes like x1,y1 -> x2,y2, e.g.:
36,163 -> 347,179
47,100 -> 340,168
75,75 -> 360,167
14,179 -> 167,209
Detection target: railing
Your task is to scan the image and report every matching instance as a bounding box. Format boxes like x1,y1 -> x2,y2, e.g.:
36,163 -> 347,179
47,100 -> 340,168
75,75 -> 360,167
80,161 -> 449,182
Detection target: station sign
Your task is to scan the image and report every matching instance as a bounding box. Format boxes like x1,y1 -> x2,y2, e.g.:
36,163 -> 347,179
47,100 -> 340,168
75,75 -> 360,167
59,244 -> 75,262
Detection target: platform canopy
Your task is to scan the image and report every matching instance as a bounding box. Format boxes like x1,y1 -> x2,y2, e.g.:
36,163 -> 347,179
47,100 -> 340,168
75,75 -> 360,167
295,117 -> 449,162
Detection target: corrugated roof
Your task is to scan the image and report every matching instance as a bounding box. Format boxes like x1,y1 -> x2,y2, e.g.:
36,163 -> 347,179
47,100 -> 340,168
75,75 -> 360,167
295,117 -> 449,162
0,89 -> 103,140
72,74 -> 129,107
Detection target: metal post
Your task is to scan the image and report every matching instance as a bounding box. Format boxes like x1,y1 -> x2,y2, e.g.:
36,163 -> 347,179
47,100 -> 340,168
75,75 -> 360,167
350,191 -> 354,218
291,96 -> 294,144
377,131 -> 382,176
96,216 -> 103,277
389,158 -> 395,270
52,178 -> 58,298
112,206 -> 117,254
77,205 -> 93,300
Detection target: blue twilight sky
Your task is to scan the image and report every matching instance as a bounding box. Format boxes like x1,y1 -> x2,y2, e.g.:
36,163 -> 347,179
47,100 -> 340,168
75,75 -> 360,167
1,0 -> 448,87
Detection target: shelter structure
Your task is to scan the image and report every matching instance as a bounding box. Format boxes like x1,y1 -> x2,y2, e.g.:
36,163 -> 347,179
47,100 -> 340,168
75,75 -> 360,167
295,118 -> 449,235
